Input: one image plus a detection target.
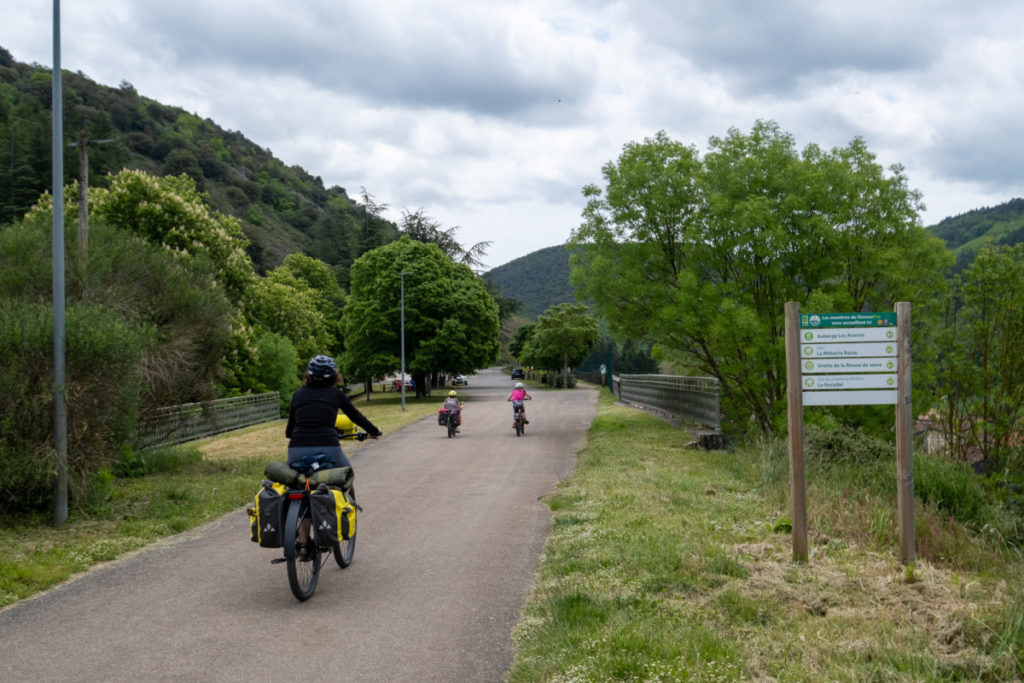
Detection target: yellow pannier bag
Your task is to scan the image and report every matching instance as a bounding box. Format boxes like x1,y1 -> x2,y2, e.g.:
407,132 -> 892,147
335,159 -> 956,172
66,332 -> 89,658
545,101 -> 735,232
310,486 -> 357,546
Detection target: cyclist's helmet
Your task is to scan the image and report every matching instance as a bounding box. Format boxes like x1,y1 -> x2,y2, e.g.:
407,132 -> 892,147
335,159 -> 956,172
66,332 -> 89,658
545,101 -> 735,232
448,390 -> 458,397
515,382 -> 524,389
307,354 -> 337,379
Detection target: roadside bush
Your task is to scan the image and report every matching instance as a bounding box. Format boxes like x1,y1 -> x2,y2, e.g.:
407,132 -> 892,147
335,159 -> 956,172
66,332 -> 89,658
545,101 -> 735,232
549,372 -> 577,388
0,301 -> 148,513
915,455 -> 987,529
917,455 -> 1023,548
0,213 -> 234,515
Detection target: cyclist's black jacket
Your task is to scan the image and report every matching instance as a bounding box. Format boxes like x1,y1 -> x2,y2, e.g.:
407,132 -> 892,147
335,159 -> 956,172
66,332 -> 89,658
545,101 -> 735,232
285,385 -> 381,447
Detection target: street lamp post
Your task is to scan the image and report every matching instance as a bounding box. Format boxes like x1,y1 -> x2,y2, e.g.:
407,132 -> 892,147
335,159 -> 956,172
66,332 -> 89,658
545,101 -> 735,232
400,271 -> 409,411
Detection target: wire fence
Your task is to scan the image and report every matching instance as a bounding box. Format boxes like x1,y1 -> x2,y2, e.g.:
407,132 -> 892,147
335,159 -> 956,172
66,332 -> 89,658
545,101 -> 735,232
613,374 -> 721,432
136,392 -> 281,449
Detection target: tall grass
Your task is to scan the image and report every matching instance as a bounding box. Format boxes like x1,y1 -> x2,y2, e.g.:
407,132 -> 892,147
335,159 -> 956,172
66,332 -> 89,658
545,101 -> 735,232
508,392 -> 1024,681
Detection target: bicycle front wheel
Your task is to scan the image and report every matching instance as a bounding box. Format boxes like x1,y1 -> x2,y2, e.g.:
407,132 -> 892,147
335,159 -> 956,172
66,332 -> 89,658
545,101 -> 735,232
333,490 -> 357,568
284,498 -> 321,601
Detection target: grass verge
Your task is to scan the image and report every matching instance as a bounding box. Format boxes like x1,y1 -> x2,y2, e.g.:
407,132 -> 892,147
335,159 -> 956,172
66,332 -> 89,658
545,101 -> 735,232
507,390 -> 1024,681
0,391 -> 440,609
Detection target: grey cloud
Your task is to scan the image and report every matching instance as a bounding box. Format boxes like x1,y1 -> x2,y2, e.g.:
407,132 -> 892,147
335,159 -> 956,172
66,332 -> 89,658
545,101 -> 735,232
617,0 -> 946,95
926,116 -> 1024,191
124,1 -> 594,119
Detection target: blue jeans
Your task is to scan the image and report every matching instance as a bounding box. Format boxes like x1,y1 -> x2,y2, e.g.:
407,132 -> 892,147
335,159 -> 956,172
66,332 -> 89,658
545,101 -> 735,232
287,445 -> 351,473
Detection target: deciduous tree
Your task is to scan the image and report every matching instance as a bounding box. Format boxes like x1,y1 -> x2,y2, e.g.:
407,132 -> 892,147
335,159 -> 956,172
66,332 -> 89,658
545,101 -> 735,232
520,304 -> 599,386
570,122 -> 950,432
340,236 -> 499,396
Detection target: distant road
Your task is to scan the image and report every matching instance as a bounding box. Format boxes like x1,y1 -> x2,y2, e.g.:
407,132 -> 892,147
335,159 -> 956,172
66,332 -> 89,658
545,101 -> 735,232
0,368 -> 597,682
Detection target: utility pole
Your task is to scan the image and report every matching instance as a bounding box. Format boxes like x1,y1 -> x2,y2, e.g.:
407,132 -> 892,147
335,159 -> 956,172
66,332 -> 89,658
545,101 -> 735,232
400,271 -> 409,411
68,132 -> 113,261
51,0 -> 68,527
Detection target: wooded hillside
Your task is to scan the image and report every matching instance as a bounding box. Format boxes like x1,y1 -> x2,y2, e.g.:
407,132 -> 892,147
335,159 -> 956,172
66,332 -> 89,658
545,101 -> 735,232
484,244 -> 576,319
0,46 -> 398,281
928,197 -> 1024,272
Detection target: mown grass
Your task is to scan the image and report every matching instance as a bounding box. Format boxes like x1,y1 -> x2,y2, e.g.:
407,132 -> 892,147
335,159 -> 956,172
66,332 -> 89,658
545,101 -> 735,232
0,391 -> 440,609
507,391 -> 1024,682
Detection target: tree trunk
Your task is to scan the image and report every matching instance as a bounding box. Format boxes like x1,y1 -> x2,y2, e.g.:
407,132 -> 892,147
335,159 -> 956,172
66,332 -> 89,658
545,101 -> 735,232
413,371 -> 428,398
563,351 -> 568,389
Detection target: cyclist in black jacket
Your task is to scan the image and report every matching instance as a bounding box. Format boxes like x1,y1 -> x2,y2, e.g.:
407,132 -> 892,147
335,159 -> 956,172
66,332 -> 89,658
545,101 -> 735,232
286,355 -> 381,556
286,355 -> 382,472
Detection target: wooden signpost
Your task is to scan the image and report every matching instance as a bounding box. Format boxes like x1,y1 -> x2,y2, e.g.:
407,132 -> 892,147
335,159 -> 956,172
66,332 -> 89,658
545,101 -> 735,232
785,303 -> 914,564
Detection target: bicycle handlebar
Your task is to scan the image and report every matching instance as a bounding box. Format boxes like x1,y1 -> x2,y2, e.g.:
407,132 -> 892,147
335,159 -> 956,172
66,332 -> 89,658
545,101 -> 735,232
337,430 -> 379,441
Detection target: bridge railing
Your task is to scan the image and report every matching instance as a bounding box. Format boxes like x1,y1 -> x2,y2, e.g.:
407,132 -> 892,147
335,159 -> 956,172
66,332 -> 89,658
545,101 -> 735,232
136,392 -> 281,449
613,374 -> 721,432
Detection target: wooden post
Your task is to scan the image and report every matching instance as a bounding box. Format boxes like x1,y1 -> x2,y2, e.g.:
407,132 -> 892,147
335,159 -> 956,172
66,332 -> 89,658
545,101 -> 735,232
895,302 -> 915,564
785,302 -> 808,562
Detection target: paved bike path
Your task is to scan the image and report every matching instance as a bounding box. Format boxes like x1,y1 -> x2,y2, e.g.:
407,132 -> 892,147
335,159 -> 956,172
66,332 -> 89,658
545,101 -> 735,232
0,368 -> 597,682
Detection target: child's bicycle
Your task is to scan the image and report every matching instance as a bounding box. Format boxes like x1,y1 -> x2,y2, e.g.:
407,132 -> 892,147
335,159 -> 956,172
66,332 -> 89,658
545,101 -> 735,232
511,399 -> 530,436
249,432 -> 367,601
438,408 -> 460,438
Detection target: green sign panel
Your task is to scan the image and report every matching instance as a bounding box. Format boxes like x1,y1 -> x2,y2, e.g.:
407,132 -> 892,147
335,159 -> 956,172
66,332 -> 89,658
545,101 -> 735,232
801,312 -> 896,329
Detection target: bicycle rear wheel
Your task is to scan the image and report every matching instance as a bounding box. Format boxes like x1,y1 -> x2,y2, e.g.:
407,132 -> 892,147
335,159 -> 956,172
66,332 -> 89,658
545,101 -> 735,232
333,490 -> 357,568
285,499 -> 321,601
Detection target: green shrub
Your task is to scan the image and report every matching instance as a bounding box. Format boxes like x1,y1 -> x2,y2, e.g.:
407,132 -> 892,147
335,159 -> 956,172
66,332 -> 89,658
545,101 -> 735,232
549,372 -> 577,388
916,455 -> 987,527
0,215 -> 234,515
0,300 -> 148,513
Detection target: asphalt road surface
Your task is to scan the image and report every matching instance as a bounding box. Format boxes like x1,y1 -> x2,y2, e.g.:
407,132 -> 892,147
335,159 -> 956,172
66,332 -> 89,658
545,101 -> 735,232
0,368 -> 597,682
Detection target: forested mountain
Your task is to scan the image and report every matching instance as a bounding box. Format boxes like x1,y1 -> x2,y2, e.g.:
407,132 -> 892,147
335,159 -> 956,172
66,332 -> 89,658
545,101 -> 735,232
484,244 -> 576,319
927,198 -> 1024,272
0,46 -> 398,281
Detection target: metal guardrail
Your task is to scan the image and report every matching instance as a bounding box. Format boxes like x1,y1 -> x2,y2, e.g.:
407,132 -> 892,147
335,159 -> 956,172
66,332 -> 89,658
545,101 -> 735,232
613,374 -> 721,432
575,371 -> 610,388
136,392 -> 281,449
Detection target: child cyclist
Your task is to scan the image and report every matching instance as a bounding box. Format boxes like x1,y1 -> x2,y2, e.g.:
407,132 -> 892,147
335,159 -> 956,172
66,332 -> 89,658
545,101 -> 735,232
442,390 -> 463,431
506,382 -> 532,426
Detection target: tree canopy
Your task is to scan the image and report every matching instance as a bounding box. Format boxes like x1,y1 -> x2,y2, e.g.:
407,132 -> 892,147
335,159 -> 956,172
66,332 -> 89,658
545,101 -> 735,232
569,122 -> 951,432
340,236 -> 500,395
520,303 -> 600,383
400,208 -> 491,270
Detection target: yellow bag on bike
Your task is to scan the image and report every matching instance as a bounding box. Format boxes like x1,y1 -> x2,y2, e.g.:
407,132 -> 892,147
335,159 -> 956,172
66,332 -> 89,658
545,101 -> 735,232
310,486 -> 357,546
248,481 -> 287,547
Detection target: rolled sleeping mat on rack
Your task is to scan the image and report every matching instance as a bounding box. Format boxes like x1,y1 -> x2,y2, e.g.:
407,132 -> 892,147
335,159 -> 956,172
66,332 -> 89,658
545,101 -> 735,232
264,461 -> 302,487
309,466 -> 354,491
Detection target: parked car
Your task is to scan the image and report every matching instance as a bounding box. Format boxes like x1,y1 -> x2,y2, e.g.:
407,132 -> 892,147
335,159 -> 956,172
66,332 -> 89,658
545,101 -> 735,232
451,374 -> 469,386
511,368 -> 525,379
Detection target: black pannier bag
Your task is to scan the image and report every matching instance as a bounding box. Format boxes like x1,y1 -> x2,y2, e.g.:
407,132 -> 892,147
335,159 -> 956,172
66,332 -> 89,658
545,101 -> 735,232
249,480 -> 286,547
310,485 -> 357,546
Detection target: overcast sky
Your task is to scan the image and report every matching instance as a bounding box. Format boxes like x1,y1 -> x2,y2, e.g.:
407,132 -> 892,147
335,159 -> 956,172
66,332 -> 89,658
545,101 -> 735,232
3,1 -> 1023,269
